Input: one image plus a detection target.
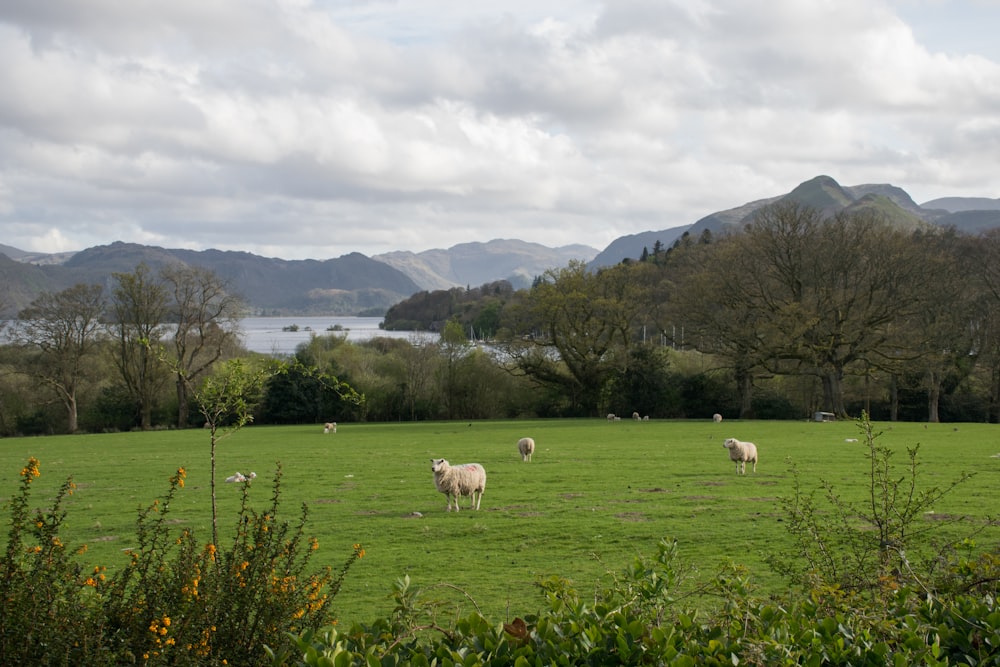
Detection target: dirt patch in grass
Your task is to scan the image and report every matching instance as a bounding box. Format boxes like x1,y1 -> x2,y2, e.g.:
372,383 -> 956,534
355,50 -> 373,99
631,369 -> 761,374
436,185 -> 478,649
311,498 -> 343,504
615,512 -> 648,522
699,481 -> 725,487
561,493 -> 585,499
637,487 -> 671,493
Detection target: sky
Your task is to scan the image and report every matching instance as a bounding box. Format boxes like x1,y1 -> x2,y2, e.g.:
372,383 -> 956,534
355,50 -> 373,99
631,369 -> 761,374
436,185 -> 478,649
1,0 -> 999,261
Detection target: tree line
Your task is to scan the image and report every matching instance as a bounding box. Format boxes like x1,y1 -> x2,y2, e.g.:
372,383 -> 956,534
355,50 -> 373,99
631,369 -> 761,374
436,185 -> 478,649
4,200 -> 1000,435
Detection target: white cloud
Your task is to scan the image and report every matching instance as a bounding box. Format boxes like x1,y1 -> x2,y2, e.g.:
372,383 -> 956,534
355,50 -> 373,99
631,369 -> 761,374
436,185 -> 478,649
0,0 -> 997,260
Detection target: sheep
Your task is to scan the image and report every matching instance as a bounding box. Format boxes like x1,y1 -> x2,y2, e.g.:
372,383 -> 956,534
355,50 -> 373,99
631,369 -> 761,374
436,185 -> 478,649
323,422 -> 337,434
607,413 -> 616,422
632,411 -> 640,420
430,458 -> 486,511
723,438 -> 758,474
517,437 -> 535,462
224,471 -> 257,483
713,413 -> 723,423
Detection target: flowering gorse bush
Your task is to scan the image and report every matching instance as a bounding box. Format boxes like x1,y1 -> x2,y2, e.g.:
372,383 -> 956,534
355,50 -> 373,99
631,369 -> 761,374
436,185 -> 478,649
0,459 -> 362,666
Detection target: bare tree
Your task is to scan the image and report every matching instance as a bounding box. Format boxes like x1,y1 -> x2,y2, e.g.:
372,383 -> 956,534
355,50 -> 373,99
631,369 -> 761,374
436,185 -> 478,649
161,263 -> 245,427
11,284 -> 105,433
109,264 -> 170,430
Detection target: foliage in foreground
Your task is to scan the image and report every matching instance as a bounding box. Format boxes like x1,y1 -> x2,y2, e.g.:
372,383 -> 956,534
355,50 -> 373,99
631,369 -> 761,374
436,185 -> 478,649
0,458 -> 362,666
274,540 -> 999,666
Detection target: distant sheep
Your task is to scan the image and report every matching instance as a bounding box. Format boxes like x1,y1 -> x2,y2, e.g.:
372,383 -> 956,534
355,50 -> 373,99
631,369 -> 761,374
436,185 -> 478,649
632,411 -> 640,420
224,471 -> 257,483
607,413 -> 616,422
713,413 -> 723,423
430,458 -> 486,512
723,438 -> 758,474
517,437 -> 535,462
323,422 -> 337,434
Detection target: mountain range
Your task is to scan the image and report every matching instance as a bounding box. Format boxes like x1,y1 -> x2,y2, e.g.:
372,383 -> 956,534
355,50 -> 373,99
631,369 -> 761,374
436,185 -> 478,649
2,175 -> 998,318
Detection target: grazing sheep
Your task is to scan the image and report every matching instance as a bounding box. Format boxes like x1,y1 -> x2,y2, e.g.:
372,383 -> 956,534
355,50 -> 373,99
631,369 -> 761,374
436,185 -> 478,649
723,438 -> 758,474
430,458 -> 486,512
607,413 -> 616,422
224,471 -> 257,483
713,413 -> 723,423
632,411 -> 640,420
517,437 -> 535,462
323,422 -> 337,434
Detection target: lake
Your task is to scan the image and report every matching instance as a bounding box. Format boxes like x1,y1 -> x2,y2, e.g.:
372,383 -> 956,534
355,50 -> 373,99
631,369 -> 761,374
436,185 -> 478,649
240,316 -> 434,355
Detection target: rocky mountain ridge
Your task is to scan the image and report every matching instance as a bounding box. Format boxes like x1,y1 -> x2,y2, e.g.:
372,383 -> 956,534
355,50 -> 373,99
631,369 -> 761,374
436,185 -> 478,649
3,175 -> 998,316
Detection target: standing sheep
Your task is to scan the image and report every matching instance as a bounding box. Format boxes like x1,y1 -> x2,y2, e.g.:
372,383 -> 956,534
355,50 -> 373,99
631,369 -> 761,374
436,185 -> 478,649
323,422 -> 337,434
723,438 -> 758,474
430,458 -> 486,511
713,413 -> 723,423
517,437 -> 535,462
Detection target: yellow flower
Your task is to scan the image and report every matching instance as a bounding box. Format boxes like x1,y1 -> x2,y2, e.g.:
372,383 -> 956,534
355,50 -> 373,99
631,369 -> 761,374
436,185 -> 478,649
20,457 -> 40,482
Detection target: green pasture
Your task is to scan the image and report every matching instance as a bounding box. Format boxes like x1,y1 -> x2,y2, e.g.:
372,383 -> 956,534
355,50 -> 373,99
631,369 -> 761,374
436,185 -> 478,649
2,418 -> 998,625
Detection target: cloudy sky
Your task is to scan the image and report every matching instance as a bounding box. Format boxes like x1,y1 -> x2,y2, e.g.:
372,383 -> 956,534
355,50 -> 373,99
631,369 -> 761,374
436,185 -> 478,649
1,0 -> 998,260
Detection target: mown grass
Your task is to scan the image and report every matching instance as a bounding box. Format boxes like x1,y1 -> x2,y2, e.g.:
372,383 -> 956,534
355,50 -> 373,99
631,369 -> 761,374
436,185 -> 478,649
2,418 -> 998,626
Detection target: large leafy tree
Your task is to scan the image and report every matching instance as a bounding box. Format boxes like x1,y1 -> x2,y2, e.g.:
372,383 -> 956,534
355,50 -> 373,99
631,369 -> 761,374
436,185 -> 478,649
12,284 -> 105,433
737,202 -> 932,417
109,264 -> 170,430
161,263 -> 245,427
499,260 -> 649,415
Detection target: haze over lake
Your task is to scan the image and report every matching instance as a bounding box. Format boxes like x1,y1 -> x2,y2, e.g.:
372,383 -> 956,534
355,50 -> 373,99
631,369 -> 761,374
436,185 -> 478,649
240,316 -> 433,355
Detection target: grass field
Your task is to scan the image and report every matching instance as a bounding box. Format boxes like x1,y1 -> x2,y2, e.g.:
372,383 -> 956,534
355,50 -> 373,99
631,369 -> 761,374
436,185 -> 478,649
2,418 -> 998,626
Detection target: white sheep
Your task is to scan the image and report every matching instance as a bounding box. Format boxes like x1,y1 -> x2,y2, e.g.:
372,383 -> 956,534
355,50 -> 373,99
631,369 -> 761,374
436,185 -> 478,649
607,413 -> 616,422
713,413 -> 723,423
632,411 -> 640,420
723,438 -> 758,474
517,437 -> 535,462
323,422 -> 337,434
430,458 -> 486,511
224,471 -> 257,483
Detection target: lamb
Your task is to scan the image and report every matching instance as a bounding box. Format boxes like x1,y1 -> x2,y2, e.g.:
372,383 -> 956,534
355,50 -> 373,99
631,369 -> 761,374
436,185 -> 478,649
323,422 -> 337,434
713,413 -> 723,423
723,438 -> 758,474
517,437 -> 535,462
430,458 -> 486,511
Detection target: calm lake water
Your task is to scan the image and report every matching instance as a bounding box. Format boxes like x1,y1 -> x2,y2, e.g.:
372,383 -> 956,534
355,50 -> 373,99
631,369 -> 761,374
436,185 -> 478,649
240,316 -> 434,355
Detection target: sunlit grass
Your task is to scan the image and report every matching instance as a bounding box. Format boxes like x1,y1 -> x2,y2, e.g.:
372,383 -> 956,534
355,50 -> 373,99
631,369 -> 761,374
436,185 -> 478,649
2,417 -> 997,625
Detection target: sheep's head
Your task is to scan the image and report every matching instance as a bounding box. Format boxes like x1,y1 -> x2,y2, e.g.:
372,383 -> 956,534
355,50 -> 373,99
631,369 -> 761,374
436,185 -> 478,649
723,438 -> 737,449
431,458 -> 449,473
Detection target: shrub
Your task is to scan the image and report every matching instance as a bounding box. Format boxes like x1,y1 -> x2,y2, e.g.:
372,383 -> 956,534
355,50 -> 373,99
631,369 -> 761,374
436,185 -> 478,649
0,458 -> 362,666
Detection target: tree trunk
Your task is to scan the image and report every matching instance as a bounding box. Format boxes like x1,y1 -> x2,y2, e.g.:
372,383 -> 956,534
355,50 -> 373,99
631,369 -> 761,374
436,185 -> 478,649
66,393 -> 79,434
177,379 -> 190,428
890,375 -> 899,422
821,370 -> 847,418
927,369 -> 941,423
737,369 -> 754,419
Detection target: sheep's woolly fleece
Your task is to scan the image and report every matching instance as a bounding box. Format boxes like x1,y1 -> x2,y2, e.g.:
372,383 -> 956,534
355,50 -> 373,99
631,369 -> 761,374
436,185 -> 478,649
517,437 -> 535,462
430,458 -> 486,512
722,438 -> 758,475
